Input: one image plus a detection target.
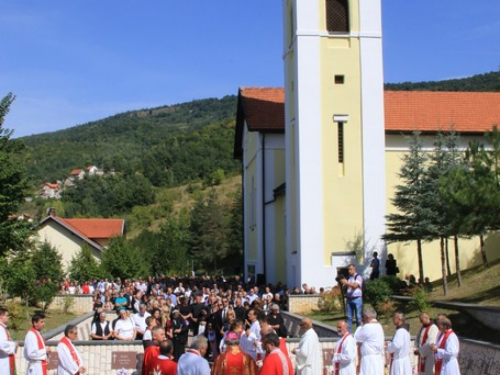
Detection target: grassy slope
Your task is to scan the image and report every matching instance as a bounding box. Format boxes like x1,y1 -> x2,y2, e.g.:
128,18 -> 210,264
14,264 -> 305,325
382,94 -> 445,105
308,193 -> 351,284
126,174 -> 242,238
310,260 -> 500,343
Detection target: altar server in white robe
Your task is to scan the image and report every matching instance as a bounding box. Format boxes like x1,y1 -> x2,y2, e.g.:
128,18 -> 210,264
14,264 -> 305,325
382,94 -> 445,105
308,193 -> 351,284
414,313 -> 438,375
332,320 -> 356,375
0,308 -> 18,375
387,312 -> 412,375
177,335 -> 211,375
292,318 -> 322,375
57,325 -> 86,375
354,308 -> 385,375
431,317 -> 461,375
24,313 -> 50,375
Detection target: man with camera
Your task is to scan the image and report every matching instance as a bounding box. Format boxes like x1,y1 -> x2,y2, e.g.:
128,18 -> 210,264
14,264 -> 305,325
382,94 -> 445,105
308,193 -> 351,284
340,264 -> 363,332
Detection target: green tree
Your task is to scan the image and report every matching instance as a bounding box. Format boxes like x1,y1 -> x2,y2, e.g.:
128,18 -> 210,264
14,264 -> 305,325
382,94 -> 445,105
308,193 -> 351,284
383,132 -> 435,283
155,216 -> 189,275
68,245 -> 103,282
189,191 -> 228,272
0,249 -> 36,305
101,237 -> 149,279
0,93 -> 31,256
31,241 -> 65,284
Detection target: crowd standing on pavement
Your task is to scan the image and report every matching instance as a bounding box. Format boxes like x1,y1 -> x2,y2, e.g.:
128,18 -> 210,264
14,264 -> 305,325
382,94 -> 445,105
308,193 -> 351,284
0,269 -> 461,375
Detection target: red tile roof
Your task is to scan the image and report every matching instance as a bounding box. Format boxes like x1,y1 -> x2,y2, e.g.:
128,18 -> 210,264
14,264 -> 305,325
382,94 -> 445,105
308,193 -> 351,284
70,169 -> 84,175
385,91 -> 500,133
58,218 -> 124,239
44,183 -> 59,189
238,87 -> 285,131
235,88 -> 500,133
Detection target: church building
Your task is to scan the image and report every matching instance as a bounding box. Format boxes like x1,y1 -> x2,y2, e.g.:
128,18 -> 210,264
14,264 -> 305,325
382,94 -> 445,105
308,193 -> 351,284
234,0 -> 500,289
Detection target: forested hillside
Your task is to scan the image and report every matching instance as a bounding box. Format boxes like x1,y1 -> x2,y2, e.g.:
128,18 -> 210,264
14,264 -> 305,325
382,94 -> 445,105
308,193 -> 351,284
23,95 -> 238,185
385,70 -> 500,92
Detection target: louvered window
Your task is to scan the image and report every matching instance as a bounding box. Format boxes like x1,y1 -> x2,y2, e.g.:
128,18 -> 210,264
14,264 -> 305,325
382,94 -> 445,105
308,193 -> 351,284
338,122 -> 344,163
326,0 -> 349,33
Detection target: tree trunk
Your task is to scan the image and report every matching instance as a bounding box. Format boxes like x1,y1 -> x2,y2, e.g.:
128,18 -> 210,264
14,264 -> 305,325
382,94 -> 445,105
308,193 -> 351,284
417,239 -> 424,284
441,237 -> 448,296
454,235 -> 462,287
445,237 -> 452,276
480,234 -> 489,268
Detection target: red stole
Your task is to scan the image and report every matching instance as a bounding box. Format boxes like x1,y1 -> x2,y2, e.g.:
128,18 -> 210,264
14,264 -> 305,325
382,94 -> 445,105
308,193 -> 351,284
434,329 -> 453,375
30,327 -> 47,375
418,325 -> 432,372
0,323 -> 15,375
60,337 -> 80,374
334,333 -> 350,375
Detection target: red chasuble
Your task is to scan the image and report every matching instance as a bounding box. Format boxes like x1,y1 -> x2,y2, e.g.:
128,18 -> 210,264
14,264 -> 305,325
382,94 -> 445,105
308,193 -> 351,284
212,347 -> 258,375
142,345 -> 160,375
259,348 -> 293,375
0,323 -> 15,375
148,356 -> 177,375
30,327 -> 48,375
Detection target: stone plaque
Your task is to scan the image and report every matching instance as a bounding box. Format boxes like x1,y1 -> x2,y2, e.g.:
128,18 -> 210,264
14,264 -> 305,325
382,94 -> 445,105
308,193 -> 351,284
322,348 -> 334,365
111,351 -> 138,370
47,351 -> 60,370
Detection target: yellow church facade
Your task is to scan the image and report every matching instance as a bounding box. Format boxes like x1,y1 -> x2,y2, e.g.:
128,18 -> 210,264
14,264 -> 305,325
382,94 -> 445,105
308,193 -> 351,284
234,0 -> 500,289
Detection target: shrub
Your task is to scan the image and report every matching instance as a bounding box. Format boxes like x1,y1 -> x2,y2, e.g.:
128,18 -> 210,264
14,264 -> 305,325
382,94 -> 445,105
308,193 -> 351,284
4,300 -> 29,330
365,278 -> 393,314
408,286 -> 431,313
63,295 -> 75,314
317,287 -> 343,312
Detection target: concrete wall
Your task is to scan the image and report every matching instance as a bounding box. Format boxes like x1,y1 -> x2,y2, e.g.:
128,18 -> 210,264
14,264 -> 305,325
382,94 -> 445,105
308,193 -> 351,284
49,294 -> 94,314
288,293 -> 321,314
11,309 -> 500,375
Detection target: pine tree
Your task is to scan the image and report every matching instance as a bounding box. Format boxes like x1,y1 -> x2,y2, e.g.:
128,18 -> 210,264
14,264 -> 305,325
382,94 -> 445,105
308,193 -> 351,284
68,245 -> 103,282
383,132 -> 435,283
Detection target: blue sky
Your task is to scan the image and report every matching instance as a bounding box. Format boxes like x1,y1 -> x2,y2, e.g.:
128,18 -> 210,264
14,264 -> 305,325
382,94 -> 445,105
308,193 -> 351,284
1,0 -> 499,137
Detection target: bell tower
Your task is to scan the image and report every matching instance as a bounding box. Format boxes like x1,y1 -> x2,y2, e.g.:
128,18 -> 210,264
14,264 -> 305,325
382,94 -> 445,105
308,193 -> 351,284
282,0 -> 386,288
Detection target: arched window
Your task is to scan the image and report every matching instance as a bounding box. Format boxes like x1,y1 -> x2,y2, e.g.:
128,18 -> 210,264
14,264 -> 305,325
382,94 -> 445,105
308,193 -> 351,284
326,0 -> 349,33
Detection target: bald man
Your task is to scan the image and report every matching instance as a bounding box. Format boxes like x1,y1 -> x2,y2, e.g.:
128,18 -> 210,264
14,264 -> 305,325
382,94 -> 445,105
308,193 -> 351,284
292,318 -> 322,375
332,320 -> 356,375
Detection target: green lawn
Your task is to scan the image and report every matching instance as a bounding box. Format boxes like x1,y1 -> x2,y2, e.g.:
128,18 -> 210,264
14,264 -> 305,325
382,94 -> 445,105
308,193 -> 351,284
8,307 -> 78,341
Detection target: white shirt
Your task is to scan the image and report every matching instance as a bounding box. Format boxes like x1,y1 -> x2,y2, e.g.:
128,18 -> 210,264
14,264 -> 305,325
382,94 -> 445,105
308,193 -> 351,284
133,312 -> 151,333
177,350 -> 211,375
114,318 -> 135,339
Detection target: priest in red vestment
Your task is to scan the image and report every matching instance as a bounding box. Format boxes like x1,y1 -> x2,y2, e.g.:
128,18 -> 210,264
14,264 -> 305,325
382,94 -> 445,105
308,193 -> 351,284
212,332 -> 258,375
143,326 -> 166,375
259,333 -> 294,375
148,340 -> 177,375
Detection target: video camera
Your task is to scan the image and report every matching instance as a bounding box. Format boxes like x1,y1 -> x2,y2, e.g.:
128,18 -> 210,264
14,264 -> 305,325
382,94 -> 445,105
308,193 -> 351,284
335,267 -> 349,283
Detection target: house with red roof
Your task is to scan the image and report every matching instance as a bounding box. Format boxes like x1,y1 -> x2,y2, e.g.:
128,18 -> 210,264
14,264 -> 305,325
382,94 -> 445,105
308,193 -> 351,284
69,169 -> 85,180
234,87 -> 500,286
40,182 -> 61,199
36,211 -> 125,271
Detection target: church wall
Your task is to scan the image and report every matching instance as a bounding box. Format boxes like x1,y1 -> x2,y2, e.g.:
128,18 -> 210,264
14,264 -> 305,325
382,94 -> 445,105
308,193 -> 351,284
242,128 -> 260,280
385,133 -> 500,281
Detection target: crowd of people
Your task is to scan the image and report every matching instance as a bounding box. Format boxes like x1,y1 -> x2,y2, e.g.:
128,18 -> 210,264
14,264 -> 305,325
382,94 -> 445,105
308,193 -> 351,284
0,268 -> 462,375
